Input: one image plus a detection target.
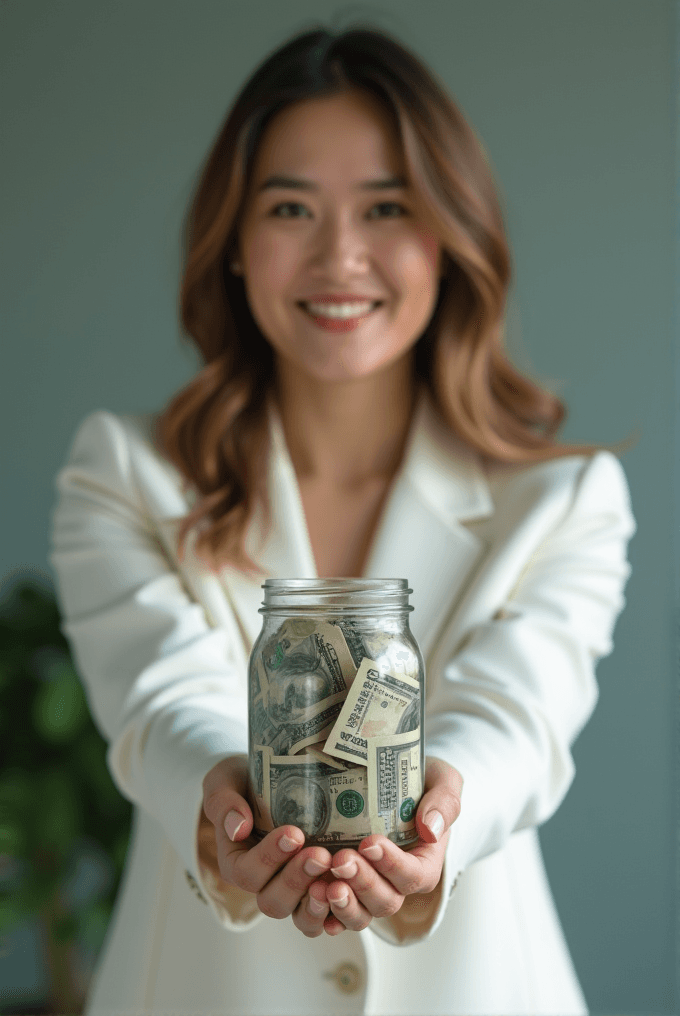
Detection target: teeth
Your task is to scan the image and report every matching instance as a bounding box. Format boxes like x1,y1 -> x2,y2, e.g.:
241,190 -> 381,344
304,301 -> 377,318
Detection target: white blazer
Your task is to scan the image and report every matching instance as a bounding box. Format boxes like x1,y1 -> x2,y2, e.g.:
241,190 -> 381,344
49,389 -> 635,1016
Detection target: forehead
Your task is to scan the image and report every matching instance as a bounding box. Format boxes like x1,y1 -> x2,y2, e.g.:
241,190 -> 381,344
251,90 -> 404,181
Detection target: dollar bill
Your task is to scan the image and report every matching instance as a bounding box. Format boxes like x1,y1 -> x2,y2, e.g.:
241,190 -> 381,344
300,740 -> 349,771
260,618 -> 357,698
249,617 -> 423,848
267,754 -> 374,848
249,618 -> 359,756
367,729 -> 422,846
250,688 -> 348,756
249,744 -> 274,832
328,619 -> 420,680
323,657 -> 420,766
361,629 -> 420,680
328,617 -> 367,668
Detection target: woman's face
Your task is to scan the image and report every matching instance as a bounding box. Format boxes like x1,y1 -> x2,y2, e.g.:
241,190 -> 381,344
234,89 -> 443,384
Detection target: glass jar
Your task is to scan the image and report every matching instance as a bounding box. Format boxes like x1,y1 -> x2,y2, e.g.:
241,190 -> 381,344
247,578 -> 425,853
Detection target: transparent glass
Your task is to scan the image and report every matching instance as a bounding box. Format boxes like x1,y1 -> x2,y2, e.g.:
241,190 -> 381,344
247,578 -> 425,853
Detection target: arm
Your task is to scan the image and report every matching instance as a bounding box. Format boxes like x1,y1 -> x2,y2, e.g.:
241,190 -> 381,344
331,450 -> 635,945
49,411 -> 265,928
427,452 -> 635,881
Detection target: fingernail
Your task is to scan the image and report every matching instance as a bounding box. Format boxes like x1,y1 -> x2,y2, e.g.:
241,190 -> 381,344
359,844 -> 383,862
332,891 -> 349,909
224,810 -> 246,841
278,834 -> 300,853
304,858 -> 328,876
424,809 -> 445,840
330,860 -> 358,879
308,896 -> 326,916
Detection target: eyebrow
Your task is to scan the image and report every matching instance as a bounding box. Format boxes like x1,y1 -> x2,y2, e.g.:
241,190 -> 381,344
257,174 -> 408,193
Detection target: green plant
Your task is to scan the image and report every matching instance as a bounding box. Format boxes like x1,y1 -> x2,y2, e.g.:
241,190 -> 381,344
0,577 -> 132,1015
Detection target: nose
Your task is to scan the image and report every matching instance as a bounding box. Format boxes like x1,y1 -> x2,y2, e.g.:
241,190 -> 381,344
308,211 -> 372,275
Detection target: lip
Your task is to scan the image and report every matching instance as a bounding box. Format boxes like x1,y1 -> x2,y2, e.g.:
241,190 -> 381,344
298,294 -> 384,303
297,301 -> 381,333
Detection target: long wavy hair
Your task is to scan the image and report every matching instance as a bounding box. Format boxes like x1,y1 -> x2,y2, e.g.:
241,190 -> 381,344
155,19 -> 629,576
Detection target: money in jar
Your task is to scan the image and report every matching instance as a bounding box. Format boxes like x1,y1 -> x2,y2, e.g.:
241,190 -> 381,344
247,578 -> 425,853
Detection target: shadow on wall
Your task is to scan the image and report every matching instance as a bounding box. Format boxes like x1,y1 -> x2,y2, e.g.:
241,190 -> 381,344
0,573 -> 133,1016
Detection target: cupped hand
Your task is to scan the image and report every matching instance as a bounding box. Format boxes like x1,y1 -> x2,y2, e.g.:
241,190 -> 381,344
312,756 -> 463,935
201,754 -> 334,937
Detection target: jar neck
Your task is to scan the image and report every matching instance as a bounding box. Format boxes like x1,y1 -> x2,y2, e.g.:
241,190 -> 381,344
259,578 -> 413,618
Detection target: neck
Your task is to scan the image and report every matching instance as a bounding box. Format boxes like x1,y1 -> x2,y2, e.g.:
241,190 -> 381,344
273,355 -> 418,488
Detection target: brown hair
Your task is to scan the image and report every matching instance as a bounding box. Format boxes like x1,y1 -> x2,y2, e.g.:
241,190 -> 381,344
155,18 -> 631,576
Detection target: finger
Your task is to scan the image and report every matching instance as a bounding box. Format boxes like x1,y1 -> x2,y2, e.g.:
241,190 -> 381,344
329,849 -> 404,920
325,880 -> 374,933
323,913 -> 347,935
293,880 -> 331,938
256,847 -> 333,920
223,825 -> 308,894
357,833 -> 446,896
202,755 -> 255,856
416,756 -> 463,844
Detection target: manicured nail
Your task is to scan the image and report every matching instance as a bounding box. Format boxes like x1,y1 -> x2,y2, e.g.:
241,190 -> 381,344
424,809 -> 445,841
332,890 -> 349,909
359,844 -> 383,862
224,810 -> 246,841
304,858 -> 328,876
278,834 -> 300,853
330,860 -> 358,879
308,896 -> 326,916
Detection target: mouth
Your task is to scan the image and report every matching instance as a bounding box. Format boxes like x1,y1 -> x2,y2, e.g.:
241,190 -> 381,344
296,300 -> 383,332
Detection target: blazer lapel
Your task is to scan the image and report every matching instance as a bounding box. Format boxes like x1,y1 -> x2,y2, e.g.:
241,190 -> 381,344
218,400 -> 317,651
362,391 -> 494,664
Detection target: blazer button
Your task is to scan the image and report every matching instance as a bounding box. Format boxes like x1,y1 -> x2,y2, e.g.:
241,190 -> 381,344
325,962 -> 363,995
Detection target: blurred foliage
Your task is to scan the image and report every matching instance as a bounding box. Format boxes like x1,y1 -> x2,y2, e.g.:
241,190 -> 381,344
0,576 -> 133,1013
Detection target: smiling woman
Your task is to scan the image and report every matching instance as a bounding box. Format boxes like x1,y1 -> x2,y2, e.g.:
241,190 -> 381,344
49,17 -> 636,1016
156,23 -> 611,578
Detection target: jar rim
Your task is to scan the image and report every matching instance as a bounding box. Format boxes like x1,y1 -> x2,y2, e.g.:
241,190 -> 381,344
259,578 -> 413,614
262,578 -> 410,591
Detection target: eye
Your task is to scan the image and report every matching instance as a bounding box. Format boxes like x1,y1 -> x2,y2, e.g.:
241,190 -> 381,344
368,202 -> 408,219
270,202 -> 309,218
269,201 -> 408,219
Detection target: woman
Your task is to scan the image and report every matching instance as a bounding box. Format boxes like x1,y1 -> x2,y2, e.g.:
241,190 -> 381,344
50,21 -> 636,1016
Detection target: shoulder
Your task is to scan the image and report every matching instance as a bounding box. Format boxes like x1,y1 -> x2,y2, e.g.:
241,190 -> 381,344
412,390 -> 634,535
487,449 -> 632,512
59,409 -> 188,508
64,408 -> 182,466
66,408 -> 157,458
481,450 -> 635,546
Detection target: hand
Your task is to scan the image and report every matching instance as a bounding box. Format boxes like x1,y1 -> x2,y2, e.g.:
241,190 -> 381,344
201,754 -> 335,937
307,756 -> 463,936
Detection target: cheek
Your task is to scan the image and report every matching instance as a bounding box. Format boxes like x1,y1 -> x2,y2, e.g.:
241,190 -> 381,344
389,223 -> 440,284
391,244 -> 440,309
246,229 -> 299,292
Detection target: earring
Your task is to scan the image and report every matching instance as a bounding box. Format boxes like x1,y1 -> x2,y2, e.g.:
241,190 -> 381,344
230,260 -> 242,274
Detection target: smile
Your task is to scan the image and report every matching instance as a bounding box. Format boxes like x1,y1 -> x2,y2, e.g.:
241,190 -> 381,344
297,301 -> 382,332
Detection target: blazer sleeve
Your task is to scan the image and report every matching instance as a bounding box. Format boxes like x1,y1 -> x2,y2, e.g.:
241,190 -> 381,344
49,410 -> 260,931
371,449 -> 636,946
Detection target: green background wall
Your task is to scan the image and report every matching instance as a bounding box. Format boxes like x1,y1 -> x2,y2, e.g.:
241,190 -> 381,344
1,2 -> 676,1013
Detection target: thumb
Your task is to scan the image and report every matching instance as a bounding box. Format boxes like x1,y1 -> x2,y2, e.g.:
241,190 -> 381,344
415,756 -> 463,844
202,754 -> 254,843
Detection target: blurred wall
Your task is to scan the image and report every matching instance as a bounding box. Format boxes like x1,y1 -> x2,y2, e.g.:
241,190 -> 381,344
0,2 -> 676,1013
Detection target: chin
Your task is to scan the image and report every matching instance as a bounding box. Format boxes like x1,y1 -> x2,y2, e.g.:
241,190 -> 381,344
306,362 -> 389,384
309,346 -> 409,384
